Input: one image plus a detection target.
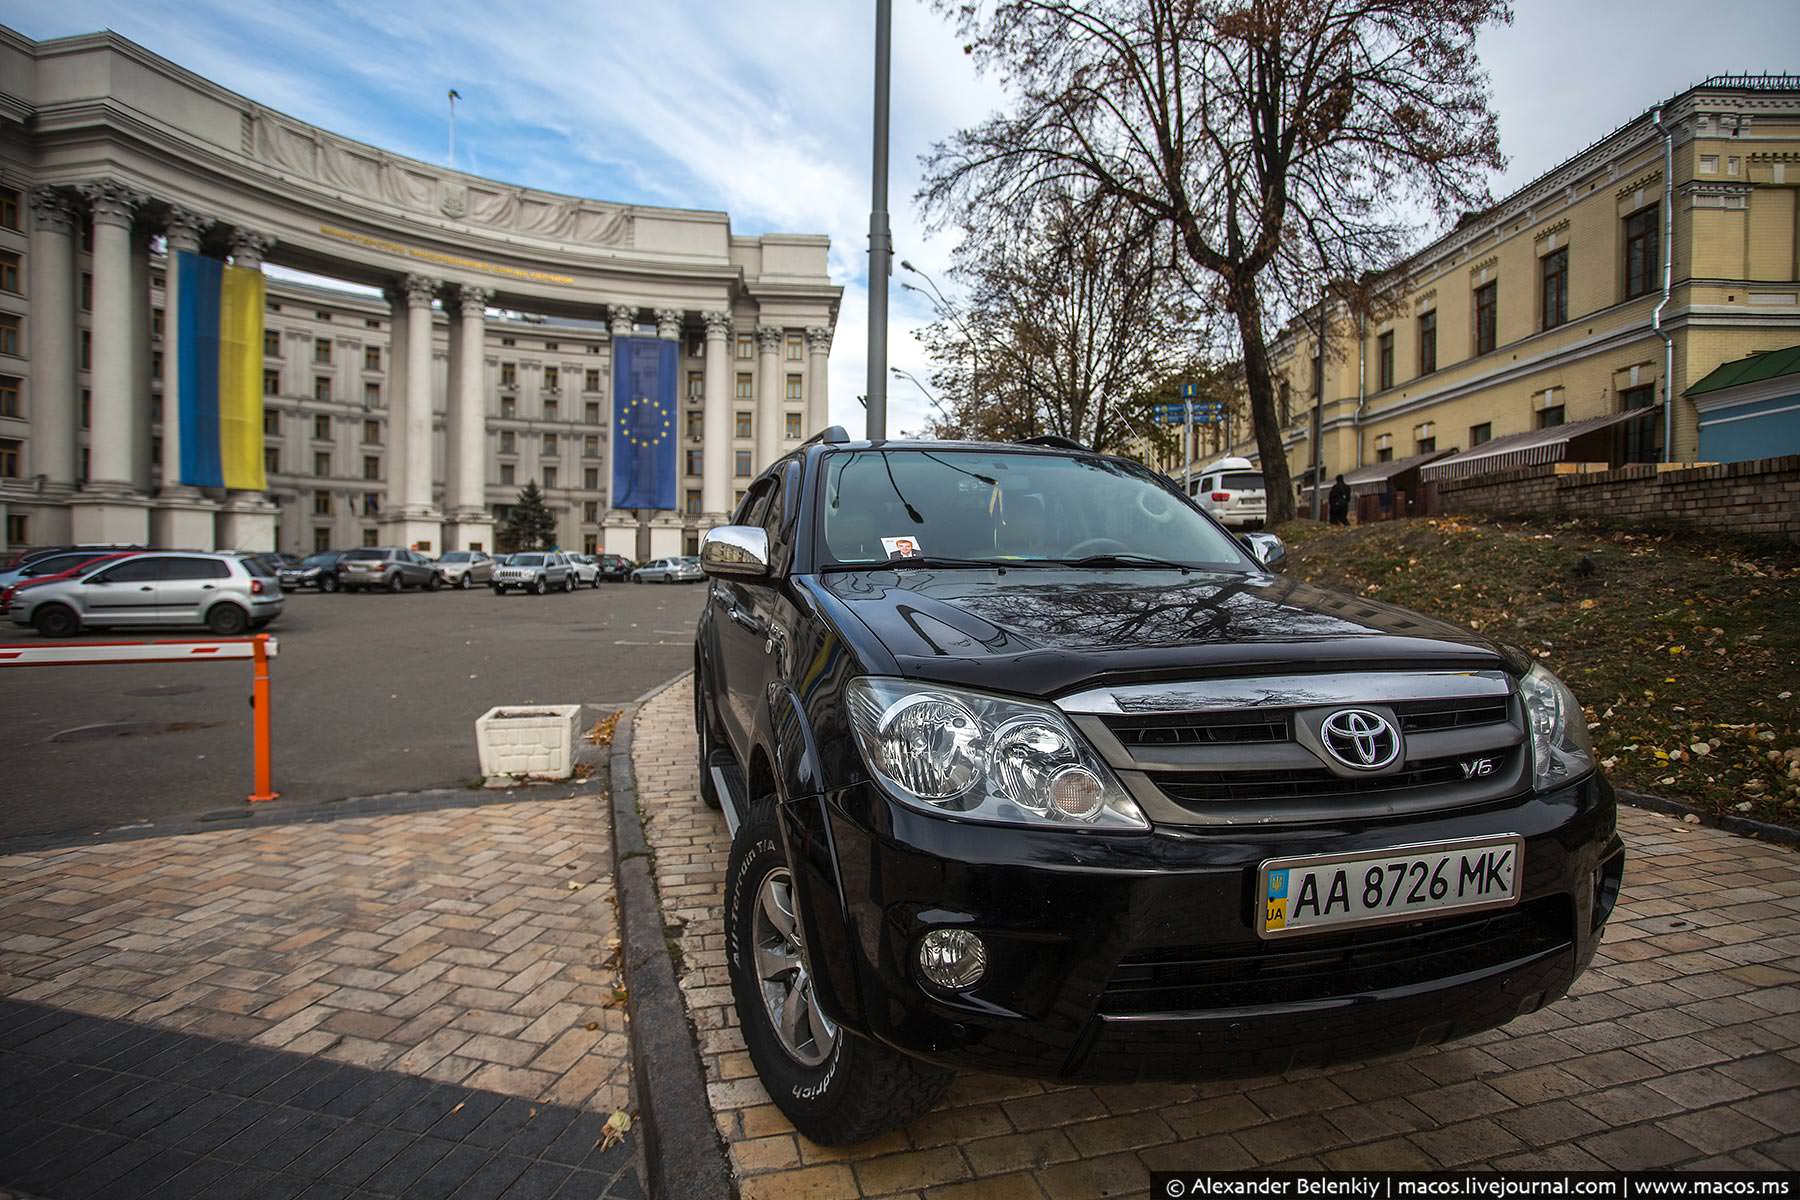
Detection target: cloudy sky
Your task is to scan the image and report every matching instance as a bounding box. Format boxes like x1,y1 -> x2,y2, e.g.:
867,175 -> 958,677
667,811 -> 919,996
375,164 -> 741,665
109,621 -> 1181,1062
5,1 -> 1797,435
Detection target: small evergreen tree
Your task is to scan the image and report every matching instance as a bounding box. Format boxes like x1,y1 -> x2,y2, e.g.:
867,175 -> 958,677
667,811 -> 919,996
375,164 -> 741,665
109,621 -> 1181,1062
504,481 -> 559,551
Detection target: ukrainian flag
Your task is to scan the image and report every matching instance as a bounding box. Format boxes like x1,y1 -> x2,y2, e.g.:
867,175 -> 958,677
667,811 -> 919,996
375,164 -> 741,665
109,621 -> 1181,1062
174,250 -> 267,490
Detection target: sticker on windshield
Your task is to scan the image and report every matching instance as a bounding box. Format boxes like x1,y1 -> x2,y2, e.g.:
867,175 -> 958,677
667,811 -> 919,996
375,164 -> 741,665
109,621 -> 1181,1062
880,536 -> 923,559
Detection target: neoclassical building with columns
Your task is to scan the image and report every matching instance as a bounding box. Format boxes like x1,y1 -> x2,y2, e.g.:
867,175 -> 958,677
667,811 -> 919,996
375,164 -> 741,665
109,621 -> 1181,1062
0,25 -> 840,558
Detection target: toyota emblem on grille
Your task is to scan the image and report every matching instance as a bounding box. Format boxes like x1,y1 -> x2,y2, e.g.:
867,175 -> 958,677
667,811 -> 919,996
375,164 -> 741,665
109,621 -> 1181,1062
1320,708 -> 1400,770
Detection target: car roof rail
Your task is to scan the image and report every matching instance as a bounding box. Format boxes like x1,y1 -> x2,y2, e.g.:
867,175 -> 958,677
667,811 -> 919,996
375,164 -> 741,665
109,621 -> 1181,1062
1015,435 -> 1089,452
800,425 -> 851,447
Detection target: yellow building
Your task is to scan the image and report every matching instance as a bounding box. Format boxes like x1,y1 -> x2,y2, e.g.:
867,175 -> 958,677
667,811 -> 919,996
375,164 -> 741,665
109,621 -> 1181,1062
1235,74 -> 1800,490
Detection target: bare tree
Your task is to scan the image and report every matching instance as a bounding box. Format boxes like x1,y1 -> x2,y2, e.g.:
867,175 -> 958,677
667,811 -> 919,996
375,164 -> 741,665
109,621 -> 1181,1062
917,189 -> 1202,455
921,0 -> 1508,522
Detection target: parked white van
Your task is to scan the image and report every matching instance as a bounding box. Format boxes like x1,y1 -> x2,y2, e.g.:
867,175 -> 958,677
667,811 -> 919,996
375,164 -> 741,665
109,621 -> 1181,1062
1189,456 -> 1267,529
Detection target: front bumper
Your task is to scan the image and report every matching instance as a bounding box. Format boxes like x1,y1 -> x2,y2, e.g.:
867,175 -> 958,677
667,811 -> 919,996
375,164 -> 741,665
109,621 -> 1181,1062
789,774 -> 1621,1081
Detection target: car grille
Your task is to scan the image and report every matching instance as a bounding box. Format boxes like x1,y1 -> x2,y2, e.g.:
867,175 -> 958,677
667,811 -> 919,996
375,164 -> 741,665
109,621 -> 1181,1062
1156,749 -> 1517,806
1097,896 -> 1571,1016
1395,696 -> 1510,733
1104,712 -> 1288,747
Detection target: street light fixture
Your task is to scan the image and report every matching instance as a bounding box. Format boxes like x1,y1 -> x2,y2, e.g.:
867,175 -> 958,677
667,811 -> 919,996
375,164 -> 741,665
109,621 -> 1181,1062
890,367 -> 947,415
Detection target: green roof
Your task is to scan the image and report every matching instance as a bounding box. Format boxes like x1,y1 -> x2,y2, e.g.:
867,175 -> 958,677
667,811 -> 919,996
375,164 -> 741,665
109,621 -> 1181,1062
1686,345 -> 1800,397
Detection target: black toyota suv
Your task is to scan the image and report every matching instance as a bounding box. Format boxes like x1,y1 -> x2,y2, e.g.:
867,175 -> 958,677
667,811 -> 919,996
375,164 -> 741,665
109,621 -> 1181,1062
694,431 -> 1623,1145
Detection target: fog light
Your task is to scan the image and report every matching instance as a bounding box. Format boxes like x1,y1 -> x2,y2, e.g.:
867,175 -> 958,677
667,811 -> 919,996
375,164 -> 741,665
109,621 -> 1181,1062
1048,766 -> 1104,821
917,928 -> 986,990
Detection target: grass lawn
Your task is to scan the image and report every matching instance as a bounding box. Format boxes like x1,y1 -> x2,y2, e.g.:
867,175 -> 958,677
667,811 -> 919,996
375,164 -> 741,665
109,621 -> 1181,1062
1280,515 -> 1799,831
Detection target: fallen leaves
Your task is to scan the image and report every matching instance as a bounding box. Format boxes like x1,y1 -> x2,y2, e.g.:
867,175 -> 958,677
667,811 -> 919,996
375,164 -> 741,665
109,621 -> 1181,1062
599,1110 -> 633,1150
586,711 -> 622,746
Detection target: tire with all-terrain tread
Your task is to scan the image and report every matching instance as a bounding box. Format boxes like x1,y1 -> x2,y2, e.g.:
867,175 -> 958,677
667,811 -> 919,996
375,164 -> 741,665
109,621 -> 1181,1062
726,800 -> 952,1145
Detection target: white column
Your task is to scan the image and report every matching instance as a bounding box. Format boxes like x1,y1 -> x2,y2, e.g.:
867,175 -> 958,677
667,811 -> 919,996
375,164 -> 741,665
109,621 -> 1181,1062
151,206 -> 218,550
26,188 -> 78,496
383,285 -> 410,518
397,274 -> 442,549
608,304 -> 636,339
755,325 -> 782,470
78,180 -> 145,494
805,325 -> 832,437
701,310 -> 732,519
130,226 -> 154,491
447,285 -> 493,550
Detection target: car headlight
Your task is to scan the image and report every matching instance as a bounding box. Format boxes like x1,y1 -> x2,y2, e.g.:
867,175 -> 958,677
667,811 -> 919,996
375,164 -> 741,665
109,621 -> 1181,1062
1519,662 -> 1595,791
846,677 -> 1148,830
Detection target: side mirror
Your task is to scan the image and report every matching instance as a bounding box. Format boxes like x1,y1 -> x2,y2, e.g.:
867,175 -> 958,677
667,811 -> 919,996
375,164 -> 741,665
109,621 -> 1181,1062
701,525 -> 771,578
1241,531 -> 1287,571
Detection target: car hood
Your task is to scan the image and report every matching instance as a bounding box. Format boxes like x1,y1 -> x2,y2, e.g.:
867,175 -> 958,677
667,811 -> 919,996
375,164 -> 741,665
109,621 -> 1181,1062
813,568 -> 1514,696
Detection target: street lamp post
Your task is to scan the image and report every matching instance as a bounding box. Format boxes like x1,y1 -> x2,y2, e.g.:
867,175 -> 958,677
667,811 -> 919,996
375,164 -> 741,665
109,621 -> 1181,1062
865,0 -> 893,441
901,261 -> 979,408
890,367 -> 948,419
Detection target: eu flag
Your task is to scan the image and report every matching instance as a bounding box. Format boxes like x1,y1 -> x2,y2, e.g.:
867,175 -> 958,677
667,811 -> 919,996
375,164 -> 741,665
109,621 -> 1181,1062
611,336 -> 679,510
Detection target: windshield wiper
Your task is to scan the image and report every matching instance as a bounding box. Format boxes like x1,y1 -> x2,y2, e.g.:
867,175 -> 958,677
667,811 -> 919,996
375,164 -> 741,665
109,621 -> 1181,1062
1053,553 -> 1194,574
821,556 -> 1004,572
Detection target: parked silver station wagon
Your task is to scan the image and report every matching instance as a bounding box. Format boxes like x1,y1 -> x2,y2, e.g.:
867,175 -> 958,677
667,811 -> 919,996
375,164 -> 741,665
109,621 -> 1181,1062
8,551 -> 284,638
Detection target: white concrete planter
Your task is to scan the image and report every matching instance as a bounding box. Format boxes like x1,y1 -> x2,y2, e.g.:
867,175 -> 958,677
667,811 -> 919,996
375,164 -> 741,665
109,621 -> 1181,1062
476,704 -> 584,782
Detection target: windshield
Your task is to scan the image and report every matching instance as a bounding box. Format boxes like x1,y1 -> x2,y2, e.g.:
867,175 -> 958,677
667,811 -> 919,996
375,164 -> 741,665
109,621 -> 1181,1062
818,449 -> 1249,568
512,554 -> 545,566
300,554 -> 335,567
440,552 -> 472,562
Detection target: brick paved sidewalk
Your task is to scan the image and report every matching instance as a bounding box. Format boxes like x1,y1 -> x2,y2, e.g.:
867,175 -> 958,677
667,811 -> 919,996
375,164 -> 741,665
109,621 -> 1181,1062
0,794 -> 643,1198
635,676 -> 1800,1200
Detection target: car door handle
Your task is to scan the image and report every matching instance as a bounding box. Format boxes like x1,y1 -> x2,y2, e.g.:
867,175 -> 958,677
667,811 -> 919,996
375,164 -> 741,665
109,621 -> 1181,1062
202,584 -> 216,590
728,607 -> 758,631
138,586 -> 154,592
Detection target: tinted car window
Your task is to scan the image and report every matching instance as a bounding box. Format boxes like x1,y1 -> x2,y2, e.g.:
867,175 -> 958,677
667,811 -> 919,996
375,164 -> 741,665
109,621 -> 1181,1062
92,558 -> 165,583
165,557 -> 232,581
441,552 -> 471,563
25,553 -> 98,576
342,548 -> 388,561
514,554 -> 545,566
1222,472 -> 1266,491
239,556 -> 277,577
300,553 -> 337,568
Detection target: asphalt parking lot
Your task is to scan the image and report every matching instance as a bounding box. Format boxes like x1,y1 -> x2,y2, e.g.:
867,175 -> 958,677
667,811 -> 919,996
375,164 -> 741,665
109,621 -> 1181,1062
0,579 -> 706,842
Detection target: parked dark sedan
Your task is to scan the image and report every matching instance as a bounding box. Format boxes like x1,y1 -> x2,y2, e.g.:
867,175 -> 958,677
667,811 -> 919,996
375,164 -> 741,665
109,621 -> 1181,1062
279,551 -> 348,592
596,553 -> 635,581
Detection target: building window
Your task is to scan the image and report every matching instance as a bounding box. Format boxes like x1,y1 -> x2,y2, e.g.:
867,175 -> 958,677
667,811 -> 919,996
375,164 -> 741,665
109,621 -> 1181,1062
544,397 -> 559,420
583,500 -> 599,522
1536,405 -> 1565,429
313,414 -> 331,440
785,413 -> 802,440
362,527 -> 379,547
152,349 -> 163,378
544,366 -> 560,392
1624,205 -> 1659,300
786,336 -> 805,362
1621,384 -> 1658,463
685,489 -> 702,515
313,489 -> 332,515
81,390 -> 90,430
1418,311 -> 1437,375
500,362 -> 517,388
80,273 -> 92,311
735,411 -> 753,439
585,369 -> 601,392
0,437 -> 19,477
363,455 -> 380,480
686,413 -> 703,439
314,452 -> 331,476
80,329 -> 90,368
264,447 -> 280,476
0,375 -> 18,418
584,467 -> 599,490
152,307 -> 164,337
735,373 -> 753,401
363,345 -> 381,371
263,329 -> 280,357
1416,435 -> 1436,454
544,341 -> 559,352
584,534 -> 598,554
79,447 -> 89,482
543,466 -> 558,489
363,418 -> 380,443
363,381 -> 380,406
500,430 -> 516,454
542,433 -> 557,455
686,331 -> 704,359
313,528 -> 331,552
0,187 -> 18,231
1540,248 -> 1568,330
501,463 -> 515,485
688,372 -> 704,399
735,449 -> 752,477
1377,331 -> 1394,391
0,314 -> 19,357
501,396 -> 516,419
1473,282 -> 1497,356
264,369 -> 280,395
583,434 -> 599,457
735,335 -> 753,360
263,409 -> 280,436
1375,446 -> 1393,463
585,402 -> 600,424
313,338 -> 331,365
785,376 -> 803,402
686,448 -> 703,476
0,250 -> 18,294
1469,422 -> 1491,446
313,377 -> 331,403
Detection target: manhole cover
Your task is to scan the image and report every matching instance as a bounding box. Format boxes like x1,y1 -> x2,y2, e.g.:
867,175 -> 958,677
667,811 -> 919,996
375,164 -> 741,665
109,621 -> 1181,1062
124,684 -> 204,697
51,722 -> 161,742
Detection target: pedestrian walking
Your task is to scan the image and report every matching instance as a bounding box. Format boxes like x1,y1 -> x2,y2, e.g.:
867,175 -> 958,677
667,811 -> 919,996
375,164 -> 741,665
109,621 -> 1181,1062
1328,473 -> 1352,526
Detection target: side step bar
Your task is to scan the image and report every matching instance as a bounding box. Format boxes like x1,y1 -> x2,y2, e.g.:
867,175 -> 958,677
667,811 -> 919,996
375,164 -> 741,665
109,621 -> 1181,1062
706,748 -> 748,836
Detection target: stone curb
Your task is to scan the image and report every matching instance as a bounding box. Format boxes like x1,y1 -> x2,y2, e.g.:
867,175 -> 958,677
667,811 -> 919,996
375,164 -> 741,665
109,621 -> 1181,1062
1617,786 -> 1800,847
608,673 -> 736,1200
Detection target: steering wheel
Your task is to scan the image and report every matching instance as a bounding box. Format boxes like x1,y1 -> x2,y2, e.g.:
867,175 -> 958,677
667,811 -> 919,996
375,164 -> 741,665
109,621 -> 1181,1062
1136,488 -> 1178,523
1066,536 -> 1131,557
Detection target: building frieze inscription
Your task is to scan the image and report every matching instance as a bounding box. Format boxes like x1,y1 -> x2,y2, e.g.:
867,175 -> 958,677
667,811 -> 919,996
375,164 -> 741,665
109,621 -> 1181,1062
245,108 -> 634,249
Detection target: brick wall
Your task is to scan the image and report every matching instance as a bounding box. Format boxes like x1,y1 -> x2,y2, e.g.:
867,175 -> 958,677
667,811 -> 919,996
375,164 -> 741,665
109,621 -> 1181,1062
1432,454 -> 1800,543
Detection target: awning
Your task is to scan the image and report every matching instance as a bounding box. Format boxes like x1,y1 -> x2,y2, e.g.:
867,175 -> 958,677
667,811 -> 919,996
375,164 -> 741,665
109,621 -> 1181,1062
1340,449 -> 1455,494
1419,406 -> 1659,483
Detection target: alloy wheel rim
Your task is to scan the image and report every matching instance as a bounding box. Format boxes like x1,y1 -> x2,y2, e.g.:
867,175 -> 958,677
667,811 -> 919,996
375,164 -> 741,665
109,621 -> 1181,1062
752,867 -> 837,1067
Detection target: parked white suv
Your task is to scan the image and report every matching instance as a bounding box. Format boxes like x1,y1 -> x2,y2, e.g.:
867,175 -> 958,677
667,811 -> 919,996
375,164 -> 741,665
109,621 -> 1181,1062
1190,456 -> 1267,529
492,552 -> 576,595
8,551 -> 284,638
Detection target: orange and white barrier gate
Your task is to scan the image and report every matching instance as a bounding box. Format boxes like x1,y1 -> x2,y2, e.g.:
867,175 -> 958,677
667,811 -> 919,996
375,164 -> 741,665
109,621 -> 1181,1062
0,634 -> 280,803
